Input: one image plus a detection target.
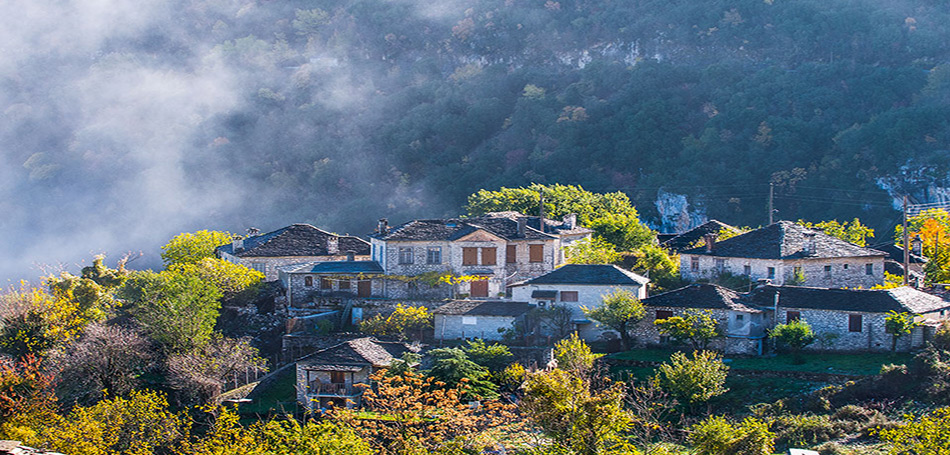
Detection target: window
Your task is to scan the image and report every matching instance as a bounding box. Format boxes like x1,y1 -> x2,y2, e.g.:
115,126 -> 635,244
743,265 -> 751,276
462,316 -> 478,325
506,245 -> 517,263
843,264 -> 849,270
321,278 -> 332,289
655,310 -> 673,321
736,314 -> 744,321
560,291 -> 579,302
330,371 -> 345,384
398,247 -> 413,264
786,311 -> 801,323
767,267 -> 776,279
529,244 -> 544,263
690,256 -> 700,272
304,276 -> 313,287
865,263 -> 874,275
824,265 -> 832,277
426,247 -> 442,264
793,266 -> 802,276
481,247 -> 497,266
339,280 -> 351,290
251,262 -> 266,274
715,258 -> 726,271
462,247 -> 478,265
849,314 -> 863,332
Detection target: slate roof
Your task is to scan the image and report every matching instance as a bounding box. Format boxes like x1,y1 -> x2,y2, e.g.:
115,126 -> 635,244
662,220 -> 742,252
433,300 -> 534,317
281,261 -> 384,275
298,337 -> 419,370
216,224 -> 370,258
681,221 -> 886,260
643,283 -> 762,313
513,264 -> 649,286
744,285 -> 950,314
868,241 -> 928,264
371,212 -> 591,242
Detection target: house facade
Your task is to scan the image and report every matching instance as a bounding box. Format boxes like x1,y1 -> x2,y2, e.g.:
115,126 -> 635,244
746,285 -> 950,352
369,212 -> 591,298
637,284 -> 767,355
217,224 -> 371,281
679,221 -> 886,288
433,300 -> 534,341
278,260 -> 385,306
296,337 -> 419,411
509,264 -> 649,341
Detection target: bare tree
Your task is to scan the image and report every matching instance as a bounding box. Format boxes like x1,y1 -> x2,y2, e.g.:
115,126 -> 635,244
52,323 -> 153,405
166,335 -> 267,405
537,304 -> 574,340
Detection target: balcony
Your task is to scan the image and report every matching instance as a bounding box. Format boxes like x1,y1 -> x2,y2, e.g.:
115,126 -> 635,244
308,382 -> 359,396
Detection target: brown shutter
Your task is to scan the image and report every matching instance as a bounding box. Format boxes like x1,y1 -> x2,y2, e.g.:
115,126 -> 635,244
849,314 -> 863,332
655,310 -> 673,321
786,311 -> 801,323
506,245 -> 517,263
305,276 -> 313,287
470,280 -> 489,297
529,244 -> 544,263
339,280 -> 351,290
481,247 -> 497,265
463,247 -> 478,265
320,278 -> 332,289
357,280 -> 371,297
560,291 -> 579,302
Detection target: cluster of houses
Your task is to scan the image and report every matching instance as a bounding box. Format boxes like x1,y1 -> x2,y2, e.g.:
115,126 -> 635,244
215,214 -> 950,410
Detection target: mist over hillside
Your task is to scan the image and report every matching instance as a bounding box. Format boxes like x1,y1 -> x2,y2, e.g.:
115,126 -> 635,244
3,0 -> 950,281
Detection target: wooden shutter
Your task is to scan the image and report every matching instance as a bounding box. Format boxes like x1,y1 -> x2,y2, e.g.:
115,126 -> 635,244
470,280 -> 489,297
655,310 -> 673,321
786,311 -> 801,323
849,314 -> 863,332
560,291 -> 578,302
320,278 -> 332,289
481,247 -> 497,265
357,280 -> 371,297
339,280 -> 351,290
506,245 -> 517,263
463,247 -> 478,265
529,244 -> 544,263
305,276 -> 313,287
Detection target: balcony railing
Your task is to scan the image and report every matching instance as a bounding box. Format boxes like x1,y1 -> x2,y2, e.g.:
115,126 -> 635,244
308,383 -> 358,396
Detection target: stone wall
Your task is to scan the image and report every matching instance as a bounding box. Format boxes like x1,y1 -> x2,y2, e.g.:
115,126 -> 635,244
435,314 -> 517,341
221,252 -> 368,281
511,283 -> 646,341
680,255 -> 884,288
629,307 -> 767,355
780,308 -> 906,352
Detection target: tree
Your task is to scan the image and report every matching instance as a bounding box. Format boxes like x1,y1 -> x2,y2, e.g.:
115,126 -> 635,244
169,258 -> 264,305
655,350 -> 729,409
654,310 -> 722,351
878,407 -> 950,455
631,244 -> 682,292
553,332 -> 597,376
770,320 -> 816,363
0,355 -> 57,438
588,213 -> 656,252
51,323 -> 153,405
334,370 -> 514,454
564,237 -> 622,264
166,335 -> 267,405
426,347 -> 498,400
0,284 -> 89,360
691,416 -> 774,455
45,255 -> 129,322
359,304 -> 432,341
161,230 -> 232,266
895,209 -> 950,283
521,367 -> 633,455
885,311 -> 921,352
462,339 -> 513,374
583,289 -> 645,350
129,270 -> 223,352
798,219 -> 874,246
536,303 -> 574,339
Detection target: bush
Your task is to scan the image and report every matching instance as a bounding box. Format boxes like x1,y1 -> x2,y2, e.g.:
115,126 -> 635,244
771,414 -> 847,450
655,350 -> 729,409
690,416 -> 774,455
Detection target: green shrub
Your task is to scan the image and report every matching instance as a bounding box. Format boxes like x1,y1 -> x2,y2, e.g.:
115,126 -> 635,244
690,416 -> 774,455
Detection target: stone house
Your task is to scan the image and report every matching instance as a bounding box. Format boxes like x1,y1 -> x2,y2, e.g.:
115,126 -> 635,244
509,264 -> 649,341
369,212 -> 591,299
296,337 -> 420,411
278,260 -> 385,307
433,300 -> 534,342
679,221 -> 887,288
746,285 -> 950,352
661,219 -> 742,253
637,283 -> 768,355
216,224 -> 371,281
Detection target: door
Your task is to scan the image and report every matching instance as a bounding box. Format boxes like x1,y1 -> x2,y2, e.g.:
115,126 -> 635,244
470,280 -> 489,298
357,280 -> 371,297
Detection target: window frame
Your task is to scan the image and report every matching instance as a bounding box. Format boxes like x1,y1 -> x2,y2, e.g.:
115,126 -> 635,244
304,276 -> 313,287
865,263 -> 874,276
462,247 -> 478,265
398,247 -> 414,265
690,256 -> 700,272
529,244 -> 544,263
481,247 -> 497,266
655,309 -> 674,321
849,314 -> 863,332
560,291 -> 579,302
426,246 -> 442,265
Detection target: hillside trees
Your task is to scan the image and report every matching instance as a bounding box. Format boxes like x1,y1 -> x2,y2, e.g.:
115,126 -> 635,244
583,289 -> 645,350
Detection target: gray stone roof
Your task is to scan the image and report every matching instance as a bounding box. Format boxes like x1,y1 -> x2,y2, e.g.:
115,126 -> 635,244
662,220 -> 742,252
0,441 -> 64,455
433,300 -> 534,317
682,221 -> 886,260
298,337 -> 419,370
371,212 -> 590,242
217,224 -> 370,258
281,261 -> 384,275
745,285 -> 950,314
513,264 -> 649,286
868,241 -> 928,264
643,283 -> 762,313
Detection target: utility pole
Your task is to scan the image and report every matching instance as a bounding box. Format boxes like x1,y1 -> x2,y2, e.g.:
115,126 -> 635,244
538,189 -> 545,233
768,183 -> 774,225
903,195 -> 909,286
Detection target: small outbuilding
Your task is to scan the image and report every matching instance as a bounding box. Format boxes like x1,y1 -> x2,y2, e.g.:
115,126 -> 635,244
433,299 -> 534,341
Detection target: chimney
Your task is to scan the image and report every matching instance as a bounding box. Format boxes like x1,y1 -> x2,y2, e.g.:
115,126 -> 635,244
377,218 -> 388,235
328,235 -> 339,254
517,217 -> 527,237
231,234 -> 244,253
346,251 -> 355,262
246,227 -> 260,237
563,213 -> 577,230
703,233 -> 717,253
803,232 -> 817,256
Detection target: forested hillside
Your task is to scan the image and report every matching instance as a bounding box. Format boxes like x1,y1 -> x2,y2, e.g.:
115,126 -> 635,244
4,0 -> 950,277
